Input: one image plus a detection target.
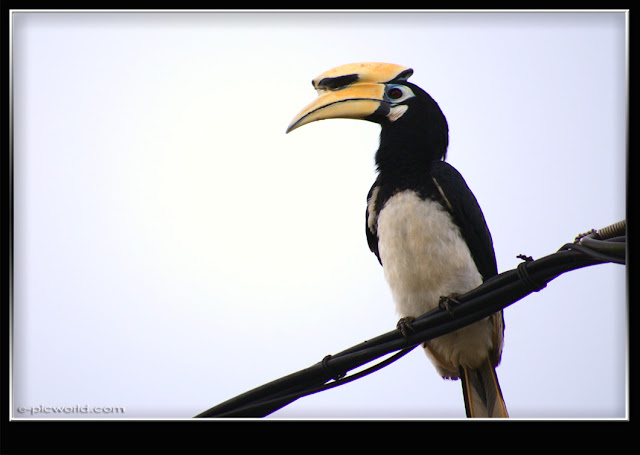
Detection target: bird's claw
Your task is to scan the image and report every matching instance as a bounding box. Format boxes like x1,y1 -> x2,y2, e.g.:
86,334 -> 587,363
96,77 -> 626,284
397,316 -> 416,338
438,293 -> 462,316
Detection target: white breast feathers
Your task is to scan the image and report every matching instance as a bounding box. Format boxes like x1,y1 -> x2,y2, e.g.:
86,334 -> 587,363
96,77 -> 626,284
375,190 -> 496,377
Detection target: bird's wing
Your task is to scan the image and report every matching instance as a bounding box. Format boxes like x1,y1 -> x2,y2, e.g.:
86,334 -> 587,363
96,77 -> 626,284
365,179 -> 382,264
429,161 -> 498,281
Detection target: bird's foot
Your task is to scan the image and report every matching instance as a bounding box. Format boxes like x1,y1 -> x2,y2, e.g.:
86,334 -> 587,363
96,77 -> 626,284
438,293 -> 462,316
396,316 -> 416,338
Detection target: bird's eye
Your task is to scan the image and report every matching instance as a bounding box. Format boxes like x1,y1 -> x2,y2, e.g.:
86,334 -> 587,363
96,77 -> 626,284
387,87 -> 404,99
385,84 -> 416,104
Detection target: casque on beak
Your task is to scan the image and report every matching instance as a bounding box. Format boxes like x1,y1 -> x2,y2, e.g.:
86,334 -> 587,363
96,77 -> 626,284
286,62 -> 413,134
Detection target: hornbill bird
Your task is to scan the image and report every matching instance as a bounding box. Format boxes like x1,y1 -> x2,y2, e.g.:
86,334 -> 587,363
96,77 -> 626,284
286,62 -> 508,418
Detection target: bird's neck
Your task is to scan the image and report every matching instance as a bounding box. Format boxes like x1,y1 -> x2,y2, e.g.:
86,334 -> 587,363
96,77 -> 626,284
375,124 -> 446,185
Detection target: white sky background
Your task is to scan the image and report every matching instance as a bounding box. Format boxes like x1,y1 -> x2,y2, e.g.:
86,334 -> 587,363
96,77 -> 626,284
12,11 -> 627,419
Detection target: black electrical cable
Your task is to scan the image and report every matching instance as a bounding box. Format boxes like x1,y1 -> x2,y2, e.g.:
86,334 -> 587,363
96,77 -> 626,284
210,348 -> 417,418
195,221 -> 626,418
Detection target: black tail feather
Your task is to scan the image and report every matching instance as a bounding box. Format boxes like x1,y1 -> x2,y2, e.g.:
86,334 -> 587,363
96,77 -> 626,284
460,360 -> 508,418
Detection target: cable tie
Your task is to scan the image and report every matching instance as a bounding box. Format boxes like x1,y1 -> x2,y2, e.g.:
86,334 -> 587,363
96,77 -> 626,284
321,355 -> 345,381
516,257 -> 547,293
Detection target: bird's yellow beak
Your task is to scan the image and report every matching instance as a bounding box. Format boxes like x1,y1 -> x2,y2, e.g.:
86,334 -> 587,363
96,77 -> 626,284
286,83 -> 385,133
286,62 -> 413,134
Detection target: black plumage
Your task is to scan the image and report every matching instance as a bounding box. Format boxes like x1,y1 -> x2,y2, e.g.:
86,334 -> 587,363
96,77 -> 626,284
365,82 -> 497,282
